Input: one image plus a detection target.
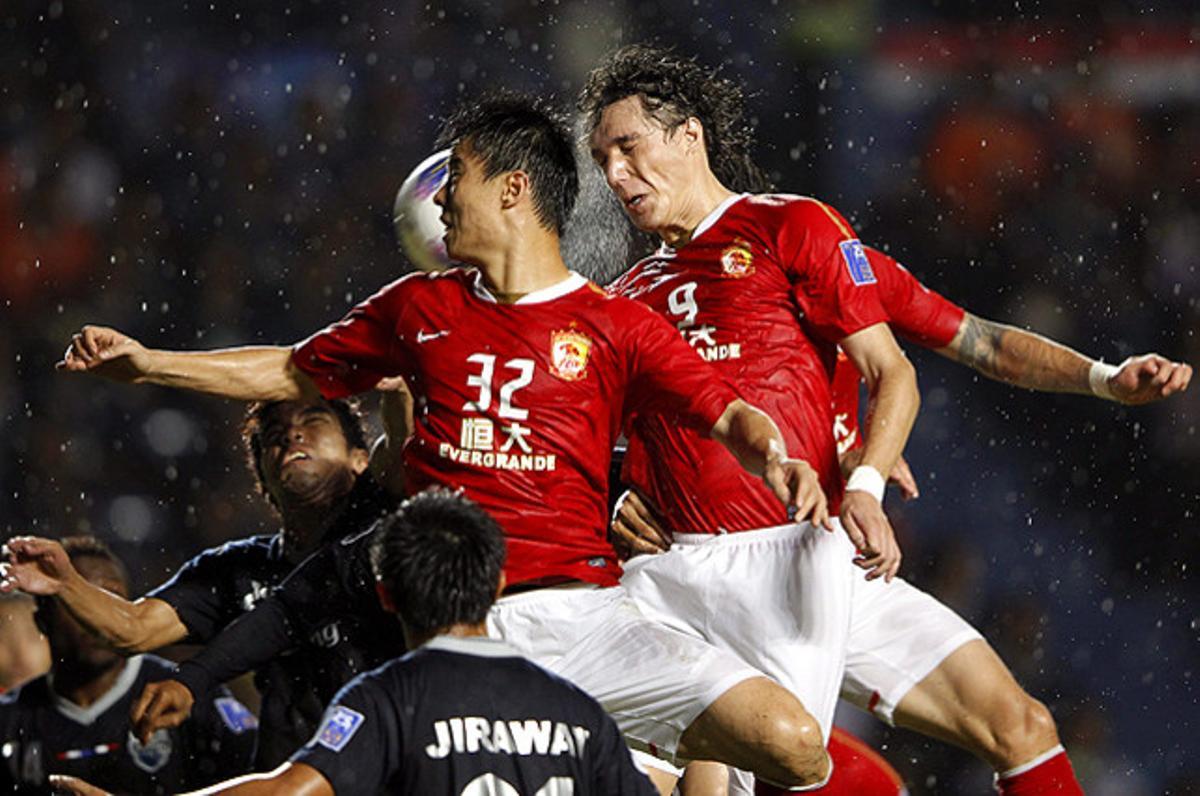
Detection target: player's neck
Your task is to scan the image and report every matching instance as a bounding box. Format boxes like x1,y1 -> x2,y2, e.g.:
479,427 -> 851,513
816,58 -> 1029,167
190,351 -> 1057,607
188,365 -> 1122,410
659,176 -> 735,249
51,658 -> 127,709
279,487 -> 354,561
406,621 -> 488,649
475,226 -> 570,304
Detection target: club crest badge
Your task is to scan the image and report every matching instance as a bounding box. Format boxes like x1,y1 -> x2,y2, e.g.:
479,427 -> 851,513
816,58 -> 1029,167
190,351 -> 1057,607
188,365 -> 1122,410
720,239 -> 754,278
127,728 -> 173,773
550,329 -> 593,382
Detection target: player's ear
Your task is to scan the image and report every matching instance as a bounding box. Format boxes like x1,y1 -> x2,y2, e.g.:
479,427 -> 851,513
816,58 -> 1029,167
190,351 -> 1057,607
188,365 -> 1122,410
682,116 -> 705,153
493,571 -> 507,601
500,171 -> 529,211
374,581 -> 397,614
349,447 -> 370,475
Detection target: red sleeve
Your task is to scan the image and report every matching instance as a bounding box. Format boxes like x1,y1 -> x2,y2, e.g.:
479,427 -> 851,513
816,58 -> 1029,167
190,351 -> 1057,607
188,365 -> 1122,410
291,277 -> 412,399
868,248 -> 966,348
830,350 -> 864,454
620,298 -> 740,434
777,198 -> 889,343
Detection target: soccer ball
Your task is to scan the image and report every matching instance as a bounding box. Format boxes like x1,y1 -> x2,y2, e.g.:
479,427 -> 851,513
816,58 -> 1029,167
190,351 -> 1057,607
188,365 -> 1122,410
393,149 -> 451,272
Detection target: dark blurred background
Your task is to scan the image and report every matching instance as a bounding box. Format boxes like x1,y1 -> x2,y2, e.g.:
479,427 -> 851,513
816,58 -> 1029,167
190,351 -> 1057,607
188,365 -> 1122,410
1,1 -> 1197,793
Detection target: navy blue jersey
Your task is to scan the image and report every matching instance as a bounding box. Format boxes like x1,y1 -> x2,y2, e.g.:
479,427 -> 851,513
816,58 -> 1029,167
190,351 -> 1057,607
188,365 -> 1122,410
293,636 -> 655,796
0,655 -> 255,795
145,475 -> 395,767
172,516 -> 403,725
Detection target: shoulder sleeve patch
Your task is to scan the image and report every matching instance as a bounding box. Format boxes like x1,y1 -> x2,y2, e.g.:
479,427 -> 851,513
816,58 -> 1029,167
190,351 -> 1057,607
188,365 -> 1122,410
316,705 -> 365,752
839,239 -> 877,285
214,696 -> 259,734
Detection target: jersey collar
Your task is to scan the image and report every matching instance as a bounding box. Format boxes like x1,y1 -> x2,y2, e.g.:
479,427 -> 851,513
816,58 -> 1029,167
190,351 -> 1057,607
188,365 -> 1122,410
470,270 -> 588,305
48,655 -> 144,726
658,192 -> 749,256
423,634 -> 523,659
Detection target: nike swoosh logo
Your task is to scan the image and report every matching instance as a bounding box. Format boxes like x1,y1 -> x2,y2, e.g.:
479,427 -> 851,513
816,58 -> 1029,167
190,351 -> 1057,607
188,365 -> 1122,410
416,329 -> 450,343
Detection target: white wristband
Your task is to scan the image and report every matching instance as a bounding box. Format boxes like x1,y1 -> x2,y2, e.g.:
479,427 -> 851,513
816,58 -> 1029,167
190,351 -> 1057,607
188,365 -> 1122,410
845,465 -> 886,503
1088,360 -> 1120,401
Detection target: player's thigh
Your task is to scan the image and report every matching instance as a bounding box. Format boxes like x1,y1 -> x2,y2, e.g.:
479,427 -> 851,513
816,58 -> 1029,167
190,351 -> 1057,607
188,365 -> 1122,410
841,575 -> 982,725
491,584 -> 765,762
626,523 -> 856,739
892,639 -> 1057,765
678,760 -> 729,796
633,750 -> 682,796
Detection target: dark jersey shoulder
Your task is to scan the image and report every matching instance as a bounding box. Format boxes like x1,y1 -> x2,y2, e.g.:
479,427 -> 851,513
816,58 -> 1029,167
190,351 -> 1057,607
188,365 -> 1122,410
147,533 -> 288,642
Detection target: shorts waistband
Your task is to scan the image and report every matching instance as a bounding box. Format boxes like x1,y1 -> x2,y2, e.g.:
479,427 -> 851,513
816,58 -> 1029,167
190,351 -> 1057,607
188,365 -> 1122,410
674,519 -> 831,547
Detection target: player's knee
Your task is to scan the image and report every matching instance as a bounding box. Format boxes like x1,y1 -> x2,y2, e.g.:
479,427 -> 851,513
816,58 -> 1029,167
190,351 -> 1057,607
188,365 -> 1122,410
760,711 -> 830,786
989,694 -> 1060,762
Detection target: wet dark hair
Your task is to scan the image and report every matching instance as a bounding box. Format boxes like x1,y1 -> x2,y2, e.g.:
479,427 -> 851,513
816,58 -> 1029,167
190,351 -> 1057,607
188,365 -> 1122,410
241,398 -> 369,500
435,91 -> 579,235
579,43 -> 773,193
370,489 -> 506,639
34,536 -> 128,622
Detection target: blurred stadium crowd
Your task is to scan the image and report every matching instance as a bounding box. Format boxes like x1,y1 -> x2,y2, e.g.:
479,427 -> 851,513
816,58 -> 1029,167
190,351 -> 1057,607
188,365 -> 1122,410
1,1 -> 1197,793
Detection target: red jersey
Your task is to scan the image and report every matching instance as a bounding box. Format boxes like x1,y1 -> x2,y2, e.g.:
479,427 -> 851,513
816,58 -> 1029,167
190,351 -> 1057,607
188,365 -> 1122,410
831,247 -> 966,453
611,194 -> 888,534
292,269 -> 738,587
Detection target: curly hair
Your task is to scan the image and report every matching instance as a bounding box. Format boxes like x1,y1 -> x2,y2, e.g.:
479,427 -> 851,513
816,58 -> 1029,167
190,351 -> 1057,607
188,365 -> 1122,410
436,90 -> 579,235
579,43 -> 773,193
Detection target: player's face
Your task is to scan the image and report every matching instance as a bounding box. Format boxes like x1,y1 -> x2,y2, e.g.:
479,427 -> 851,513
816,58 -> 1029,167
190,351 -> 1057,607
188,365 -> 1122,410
258,401 -> 368,508
43,557 -> 127,672
589,95 -> 696,234
433,143 -> 505,266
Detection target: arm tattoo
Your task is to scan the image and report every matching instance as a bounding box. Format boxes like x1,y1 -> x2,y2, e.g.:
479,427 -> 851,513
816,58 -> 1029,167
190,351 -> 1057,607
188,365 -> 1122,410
954,314 -> 1007,379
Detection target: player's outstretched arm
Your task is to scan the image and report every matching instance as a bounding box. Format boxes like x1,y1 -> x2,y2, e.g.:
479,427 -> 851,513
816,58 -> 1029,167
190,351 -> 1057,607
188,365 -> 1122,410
131,595 -> 297,742
937,313 -> 1192,404
57,325 -> 319,402
50,762 -> 333,796
1,536 -> 187,653
711,399 -> 831,529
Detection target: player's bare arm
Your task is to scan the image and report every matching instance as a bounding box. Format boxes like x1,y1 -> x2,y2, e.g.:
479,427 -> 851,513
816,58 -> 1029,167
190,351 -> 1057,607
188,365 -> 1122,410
839,323 -> 918,581
610,487 -> 672,557
369,376 -> 415,497
1,536 -> 187,653
940,313 -> 1192,404
711,399 -> 831,528
58,325 -> 318,402
50,763 -> 334,796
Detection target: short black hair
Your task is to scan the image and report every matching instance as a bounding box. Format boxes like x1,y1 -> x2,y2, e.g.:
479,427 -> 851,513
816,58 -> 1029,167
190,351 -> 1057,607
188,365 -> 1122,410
370,489 -> 506,638
435,91 -> 579,235
241,398 -> 369,499
579,43 -> 773,193
34,536 -> 128,620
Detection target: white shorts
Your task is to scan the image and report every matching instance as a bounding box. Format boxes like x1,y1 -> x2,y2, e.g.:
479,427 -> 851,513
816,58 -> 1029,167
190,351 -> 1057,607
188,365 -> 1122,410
486,583 -> 762,762
842,574 -> 982,725
620,521 -> 858,740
